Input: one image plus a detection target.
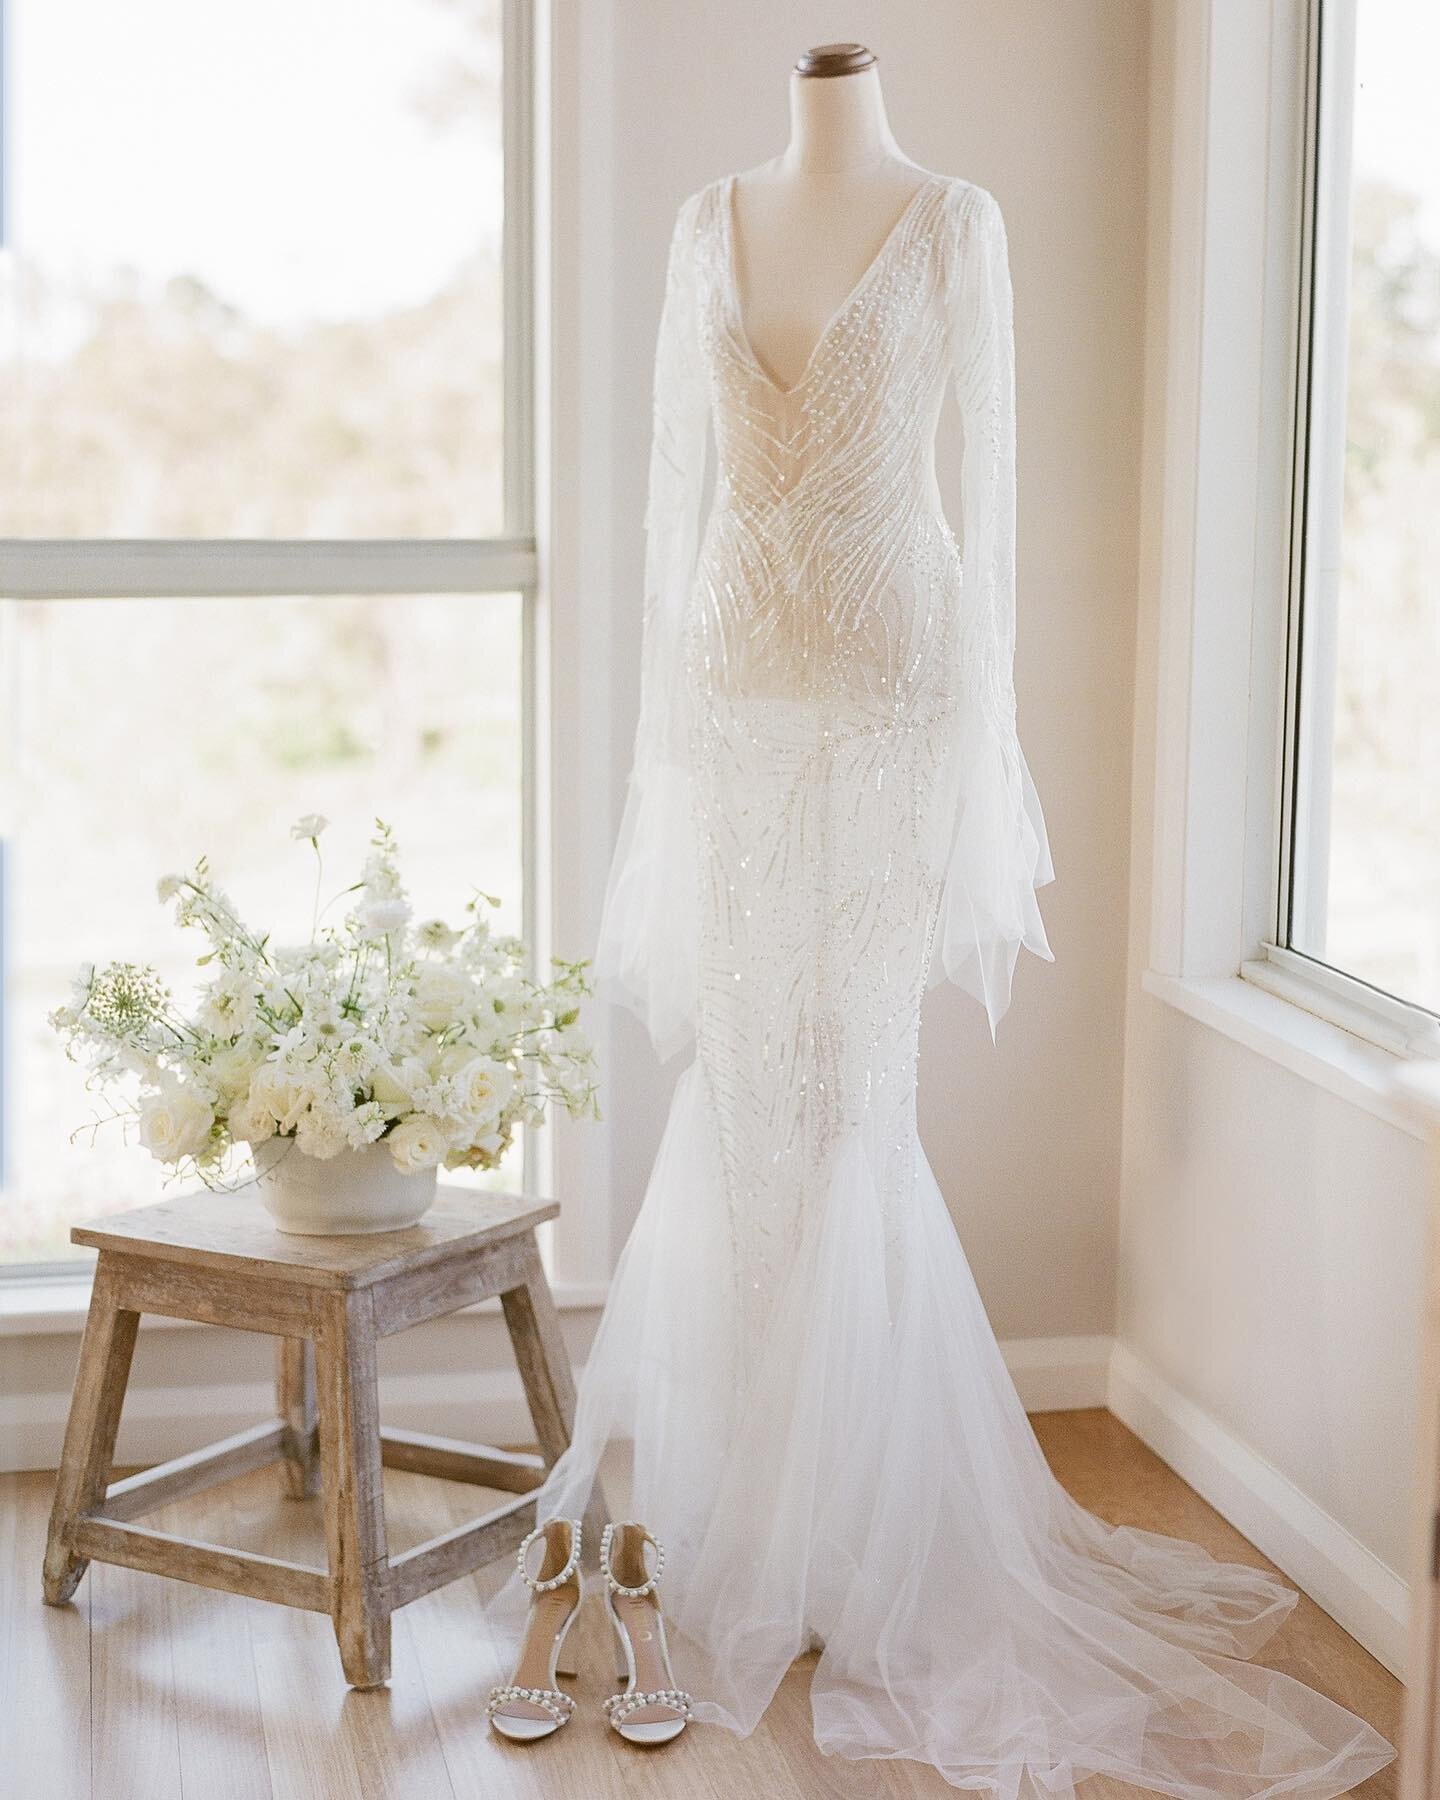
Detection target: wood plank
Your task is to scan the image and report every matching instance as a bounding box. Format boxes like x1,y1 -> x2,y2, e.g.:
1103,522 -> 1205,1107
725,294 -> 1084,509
375,1233 -> 535,1335
275,1337 -> 319,1500
154,1484 -> 272,1800
2,1466 -> 92,1800
72,1516 -> 329,1611
44,1256 -> 141,1605
499,1246 -> 579,1468
89,1549 -> 184,1800
72,1186 -> 558,1290
379,1427 -> 544,1493
387,1490 -> 537,1610
314,1287 -> 392,1687
248,1463 -> 454,1799
108,1262 -> 315,1337
102,1422 -> 286,1523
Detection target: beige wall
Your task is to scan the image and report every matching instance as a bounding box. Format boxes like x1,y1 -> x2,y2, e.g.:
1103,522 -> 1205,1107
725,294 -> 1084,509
1116,0 -> 1425,1591
597,1 -> 1150,1337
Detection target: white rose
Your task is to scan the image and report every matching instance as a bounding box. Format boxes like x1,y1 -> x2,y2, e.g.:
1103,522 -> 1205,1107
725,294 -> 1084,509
138,1085 -> 214,1165
248,1063 -> 313,1134
228,1095 -> 276,1146
370,1057 -> 430,1112
207,1043 -> 261,1103
387,1115 -> 448,1173
452,1056 -> 515,1125
411,964 -> 475,1030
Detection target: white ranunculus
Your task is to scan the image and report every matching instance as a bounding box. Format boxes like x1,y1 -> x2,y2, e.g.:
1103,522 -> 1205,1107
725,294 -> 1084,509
138,1085 -> 214,1165
411,964 -> 476,1030
417,917 -> 462,952
387,1115 -> 448,1173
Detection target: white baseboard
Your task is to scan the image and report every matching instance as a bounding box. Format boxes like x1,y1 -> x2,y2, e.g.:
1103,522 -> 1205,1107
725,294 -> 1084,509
1108,1339 -> 1410,1679
1003,1333 -> 1115,1411
2,1331 -> 1113,1478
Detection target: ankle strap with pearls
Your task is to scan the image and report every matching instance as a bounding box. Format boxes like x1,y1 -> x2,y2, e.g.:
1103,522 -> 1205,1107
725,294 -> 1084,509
516,1518 -> 582,1592
599,1520 -> 666,1598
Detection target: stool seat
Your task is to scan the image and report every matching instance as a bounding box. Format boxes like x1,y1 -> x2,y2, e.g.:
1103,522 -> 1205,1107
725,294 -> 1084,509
43,1182 -> 600,1688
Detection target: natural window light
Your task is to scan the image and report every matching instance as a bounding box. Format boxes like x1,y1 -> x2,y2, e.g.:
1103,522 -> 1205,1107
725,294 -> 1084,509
1284,0 -> 1440,1019
0,0 -> 505,537
0,0 -> 534,1268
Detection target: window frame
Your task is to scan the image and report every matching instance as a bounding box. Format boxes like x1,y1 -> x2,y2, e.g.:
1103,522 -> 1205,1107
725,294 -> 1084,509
1265,0 -> 1440,1054
1139,0 -> 1439,1138
0,0 -> 563,1281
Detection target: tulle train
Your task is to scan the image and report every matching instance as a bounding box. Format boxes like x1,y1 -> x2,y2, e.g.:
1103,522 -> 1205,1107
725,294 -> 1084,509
503,1061 -> 1394,1798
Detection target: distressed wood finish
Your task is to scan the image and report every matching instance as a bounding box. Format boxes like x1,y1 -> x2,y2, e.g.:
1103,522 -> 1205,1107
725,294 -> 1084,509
387,1490 -> 537,1609
43,1258 -> 140,1604
71,1517 -> 329,1610
379,1426 -> 544,1492
102,1421 -> 287,1522
276,1337 -> 319,1499
41,1185 -> 585,1690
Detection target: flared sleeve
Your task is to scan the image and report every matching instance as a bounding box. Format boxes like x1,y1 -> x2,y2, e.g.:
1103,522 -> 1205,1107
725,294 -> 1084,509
926,183 -> 1055,1038
592,191 -> 709,1061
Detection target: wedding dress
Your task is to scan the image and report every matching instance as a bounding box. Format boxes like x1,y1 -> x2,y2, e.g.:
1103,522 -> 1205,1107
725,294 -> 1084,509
508,172 -> 1395,1796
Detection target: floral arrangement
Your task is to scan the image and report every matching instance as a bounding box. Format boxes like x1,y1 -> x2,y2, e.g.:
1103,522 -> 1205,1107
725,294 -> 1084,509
50,817 -> 600,1183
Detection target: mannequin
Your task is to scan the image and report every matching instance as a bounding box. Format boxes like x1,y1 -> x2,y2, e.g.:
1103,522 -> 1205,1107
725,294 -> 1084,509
729,43 -> 941,395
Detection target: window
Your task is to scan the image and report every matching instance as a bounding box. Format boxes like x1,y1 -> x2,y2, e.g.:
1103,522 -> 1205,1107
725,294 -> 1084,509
1280,0 -> 1440,1030
0,0 -> 538,1266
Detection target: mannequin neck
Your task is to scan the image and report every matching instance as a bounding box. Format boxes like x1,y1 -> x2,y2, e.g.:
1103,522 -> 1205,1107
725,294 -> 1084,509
780,66 -> 904,176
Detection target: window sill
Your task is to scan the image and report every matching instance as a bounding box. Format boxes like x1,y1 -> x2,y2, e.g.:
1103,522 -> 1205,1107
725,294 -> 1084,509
1140,968 -> 1429,1143
0,1274 -> 609,1337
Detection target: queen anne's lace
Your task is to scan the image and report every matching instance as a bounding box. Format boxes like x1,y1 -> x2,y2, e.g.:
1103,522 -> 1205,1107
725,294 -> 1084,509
512,173 -> 1395,1800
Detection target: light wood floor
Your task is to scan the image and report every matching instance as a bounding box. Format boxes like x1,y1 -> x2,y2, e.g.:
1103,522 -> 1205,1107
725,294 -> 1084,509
1,1409 -> 1400,1799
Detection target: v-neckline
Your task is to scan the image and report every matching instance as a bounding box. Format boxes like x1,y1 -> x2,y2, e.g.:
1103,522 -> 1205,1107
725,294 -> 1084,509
721,170 -> 942,400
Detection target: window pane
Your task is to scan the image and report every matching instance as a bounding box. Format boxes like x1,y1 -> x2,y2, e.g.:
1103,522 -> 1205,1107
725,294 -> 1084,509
1291,2 -> 1440,1012
0,592 -> 524,1263
0,0 -> 506,537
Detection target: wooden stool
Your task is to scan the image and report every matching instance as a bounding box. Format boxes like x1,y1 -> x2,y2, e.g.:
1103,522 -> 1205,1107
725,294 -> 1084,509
43,1183 -> 599,1687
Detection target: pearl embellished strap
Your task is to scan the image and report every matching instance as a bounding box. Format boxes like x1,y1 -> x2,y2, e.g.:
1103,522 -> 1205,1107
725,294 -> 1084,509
599,1520 -> 666,1597
603,1687 -> 694,1729
516,1517 -> 582,1592
486,1683 -> 576,1727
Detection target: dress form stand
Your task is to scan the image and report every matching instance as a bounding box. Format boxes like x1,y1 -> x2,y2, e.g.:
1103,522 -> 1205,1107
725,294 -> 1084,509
728,43 -> 941,396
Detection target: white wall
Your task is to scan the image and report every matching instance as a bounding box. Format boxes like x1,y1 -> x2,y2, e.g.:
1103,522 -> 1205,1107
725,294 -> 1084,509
590,0 -> 1150,1338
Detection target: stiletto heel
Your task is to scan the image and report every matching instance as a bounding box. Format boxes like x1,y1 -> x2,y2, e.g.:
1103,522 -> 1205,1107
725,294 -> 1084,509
486,1517 -> 584,1742
599,1521 -> 693,1745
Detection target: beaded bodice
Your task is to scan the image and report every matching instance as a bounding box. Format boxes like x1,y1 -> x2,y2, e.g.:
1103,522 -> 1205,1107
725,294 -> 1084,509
593,167 -> 1055,1350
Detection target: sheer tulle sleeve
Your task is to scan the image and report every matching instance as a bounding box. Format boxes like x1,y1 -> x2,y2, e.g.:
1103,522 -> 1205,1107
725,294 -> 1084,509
927,183 -> 1055,1039
592,192 -> 709,1061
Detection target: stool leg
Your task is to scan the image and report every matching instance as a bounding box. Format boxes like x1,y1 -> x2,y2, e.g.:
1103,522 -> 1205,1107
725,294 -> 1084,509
275,1335 -> 319,1499
314,1289 -> 391,1688
43,1258 -> 139,1604
500,1242 -> 608,1544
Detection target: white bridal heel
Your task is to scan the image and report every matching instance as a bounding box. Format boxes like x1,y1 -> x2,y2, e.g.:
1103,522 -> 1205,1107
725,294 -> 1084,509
486,1517 -> 583,1741
600,1521 -> 693,1745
